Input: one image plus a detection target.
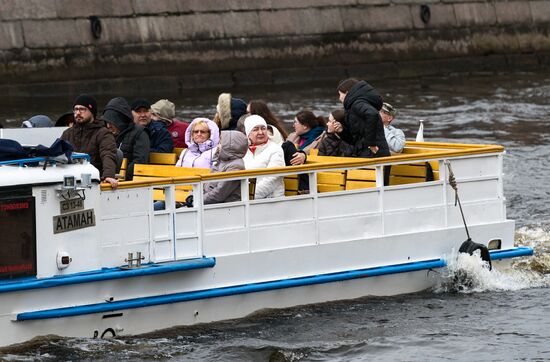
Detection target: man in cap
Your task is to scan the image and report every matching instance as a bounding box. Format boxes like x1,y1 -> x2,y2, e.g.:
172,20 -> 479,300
150,99 -> 189,149
102,97 -> 150,181
131,99 -> 173,153
380,102 -> 405,154
61,94 -> 118,188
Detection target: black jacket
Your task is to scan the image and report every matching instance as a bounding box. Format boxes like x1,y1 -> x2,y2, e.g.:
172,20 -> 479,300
116,123 -> 150,180
340,81 -> 390,158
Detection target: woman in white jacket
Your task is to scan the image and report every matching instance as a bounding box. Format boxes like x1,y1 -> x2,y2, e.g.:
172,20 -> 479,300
243,115 -> 285,199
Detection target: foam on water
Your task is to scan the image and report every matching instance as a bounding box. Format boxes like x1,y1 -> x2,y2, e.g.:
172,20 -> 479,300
434,227 -> 550,294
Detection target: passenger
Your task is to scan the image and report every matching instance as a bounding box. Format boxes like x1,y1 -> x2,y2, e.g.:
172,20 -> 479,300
286,110 -> 326,155
380,102 -> 405,154
61,94 -> 118,188
21,115 -> 54,128
131,99 -> 173,153
156,129 -> 247,211
243,115 -> 285,199
237,100 -> 288,140
336,78 -> 390,158
150,99 -> 189,149
102,97 -> 150,181
214,93 -> 247,130
176,118 -> 219,169
55,111 -> 75,127
202,131 -> 248,204
318,109 -> 354,156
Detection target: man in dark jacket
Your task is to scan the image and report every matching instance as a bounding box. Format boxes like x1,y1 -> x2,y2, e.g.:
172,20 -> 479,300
102,97 -> 150,181
131,99 -> 173,153
61,94 -> 118,188
336,78 -> 390,158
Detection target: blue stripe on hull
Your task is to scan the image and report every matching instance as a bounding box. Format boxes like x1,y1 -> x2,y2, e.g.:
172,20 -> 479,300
0,257 -> 216,294
17,259 -> 446,321
489,246 -> 533,260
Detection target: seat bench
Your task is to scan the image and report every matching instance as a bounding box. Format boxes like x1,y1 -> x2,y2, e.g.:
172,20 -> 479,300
133,164 -> 210,201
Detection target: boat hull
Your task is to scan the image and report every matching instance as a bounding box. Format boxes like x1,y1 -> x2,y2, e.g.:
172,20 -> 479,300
0,220 -> 523,348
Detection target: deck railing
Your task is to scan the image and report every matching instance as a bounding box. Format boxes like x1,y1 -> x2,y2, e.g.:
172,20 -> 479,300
98,142 -> 506,263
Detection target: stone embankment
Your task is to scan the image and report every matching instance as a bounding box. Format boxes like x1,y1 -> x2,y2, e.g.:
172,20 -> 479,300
1,0 -> 549,95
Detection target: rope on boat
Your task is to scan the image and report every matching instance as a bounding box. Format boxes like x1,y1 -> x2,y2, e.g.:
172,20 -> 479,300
445,160 -> 471,240
445,160 -> 492,270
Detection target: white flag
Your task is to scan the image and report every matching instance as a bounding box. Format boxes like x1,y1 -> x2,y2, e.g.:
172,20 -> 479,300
416,120 -> 424,142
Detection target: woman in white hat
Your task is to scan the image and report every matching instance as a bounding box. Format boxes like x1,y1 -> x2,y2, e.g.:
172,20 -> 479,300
243,115 -> 285,199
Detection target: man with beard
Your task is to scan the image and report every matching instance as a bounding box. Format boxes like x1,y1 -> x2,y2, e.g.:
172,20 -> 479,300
61,94 -> 118,188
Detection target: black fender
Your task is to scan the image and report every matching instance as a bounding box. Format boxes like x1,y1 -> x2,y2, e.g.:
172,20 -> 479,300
459,238 -> 492,270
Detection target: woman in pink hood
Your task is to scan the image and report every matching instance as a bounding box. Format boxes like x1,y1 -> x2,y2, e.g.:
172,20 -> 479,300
175,117 -> 220,169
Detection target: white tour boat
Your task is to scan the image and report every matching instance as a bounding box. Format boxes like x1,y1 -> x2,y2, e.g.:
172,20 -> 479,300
0,128 -> 532,348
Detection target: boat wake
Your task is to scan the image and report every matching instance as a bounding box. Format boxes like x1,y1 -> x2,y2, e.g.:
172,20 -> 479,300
434,226 -> 550,294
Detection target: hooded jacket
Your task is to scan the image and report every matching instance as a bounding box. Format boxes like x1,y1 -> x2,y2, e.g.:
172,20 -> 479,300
340,81 -> 390,158
203,131 -> 248,204
102,97 -> 150,180
61,119 -> 117,179
176,118 -> 220,169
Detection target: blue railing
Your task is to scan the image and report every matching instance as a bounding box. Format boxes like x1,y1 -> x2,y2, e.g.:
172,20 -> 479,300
0,152 -> 90,167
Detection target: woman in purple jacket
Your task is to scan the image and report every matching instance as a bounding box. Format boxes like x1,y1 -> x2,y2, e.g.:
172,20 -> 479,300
175,118 -> 219,169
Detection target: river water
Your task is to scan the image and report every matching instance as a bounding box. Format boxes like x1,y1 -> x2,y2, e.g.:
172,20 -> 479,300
0,71 -> 549,361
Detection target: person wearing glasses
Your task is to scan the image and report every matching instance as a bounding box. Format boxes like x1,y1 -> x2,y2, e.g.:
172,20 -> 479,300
61,94 -> 118,188
176,118 -> 220,168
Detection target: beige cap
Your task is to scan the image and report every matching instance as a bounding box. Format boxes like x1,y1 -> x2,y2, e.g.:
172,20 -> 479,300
381,102 -> 397,117
151,99 -> 176,123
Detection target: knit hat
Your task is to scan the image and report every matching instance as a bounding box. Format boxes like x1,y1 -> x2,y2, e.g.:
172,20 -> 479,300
151,99 -> 175,123
73,94 -> 97,117
131,99 -> 151,111
216,93 -> 247,130
244,115 -> 267,137
381,102 -> 397,117
21,115 -> 54,128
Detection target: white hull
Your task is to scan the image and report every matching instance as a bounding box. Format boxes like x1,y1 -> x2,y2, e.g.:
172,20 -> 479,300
1,221 -> 520,347
3,269 -> 436,345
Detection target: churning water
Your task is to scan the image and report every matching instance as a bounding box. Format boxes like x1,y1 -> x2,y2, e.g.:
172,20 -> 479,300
1,71 -> 549,361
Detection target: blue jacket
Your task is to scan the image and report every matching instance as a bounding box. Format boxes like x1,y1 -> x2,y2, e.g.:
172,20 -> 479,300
147,121 -> 173,153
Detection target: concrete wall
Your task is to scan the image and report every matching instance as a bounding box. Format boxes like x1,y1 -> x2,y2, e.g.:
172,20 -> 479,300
1,0 -> 549,95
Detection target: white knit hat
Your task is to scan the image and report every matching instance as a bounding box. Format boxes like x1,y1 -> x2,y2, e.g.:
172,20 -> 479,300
244,115 -> 267,136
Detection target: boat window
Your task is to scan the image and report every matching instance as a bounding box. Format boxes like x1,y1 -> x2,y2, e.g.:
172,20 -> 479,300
0,195 -> 37,280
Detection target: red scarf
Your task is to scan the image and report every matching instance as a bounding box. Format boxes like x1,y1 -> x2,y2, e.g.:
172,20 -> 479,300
249,141 -> 268,154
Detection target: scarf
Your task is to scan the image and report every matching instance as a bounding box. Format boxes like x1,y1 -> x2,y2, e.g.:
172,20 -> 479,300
298,126 -> 325,150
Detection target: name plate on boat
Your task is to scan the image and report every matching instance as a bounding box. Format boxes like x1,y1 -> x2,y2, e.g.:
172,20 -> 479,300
59,198 -> 84,214
53,209 -> 96,234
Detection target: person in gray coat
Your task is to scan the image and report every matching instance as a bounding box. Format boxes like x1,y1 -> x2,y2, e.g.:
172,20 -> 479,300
203,130 -> 248,204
